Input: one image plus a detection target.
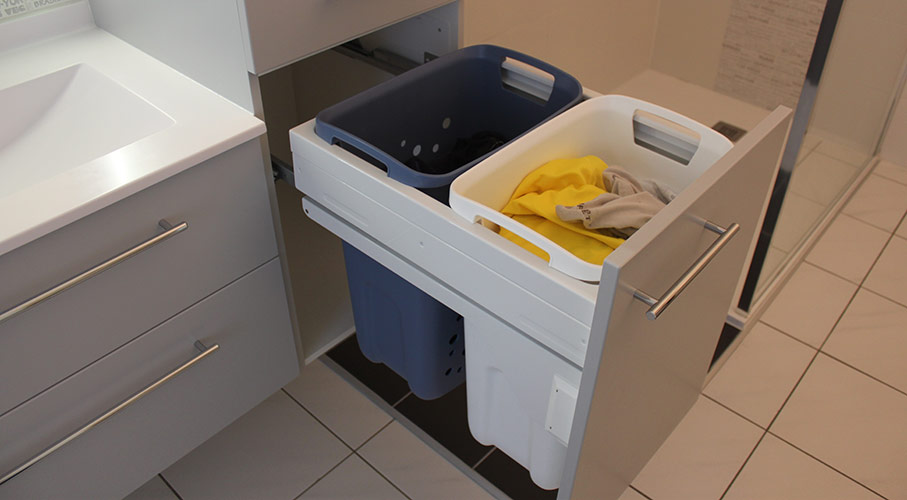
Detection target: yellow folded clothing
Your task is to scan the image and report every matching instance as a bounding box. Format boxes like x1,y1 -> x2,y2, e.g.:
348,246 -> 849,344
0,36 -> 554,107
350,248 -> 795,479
500,156 -> 625,265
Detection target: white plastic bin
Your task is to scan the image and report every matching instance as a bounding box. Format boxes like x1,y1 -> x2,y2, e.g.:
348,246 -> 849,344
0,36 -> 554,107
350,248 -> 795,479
450,95 -> 733,282
451,95 -> 733,488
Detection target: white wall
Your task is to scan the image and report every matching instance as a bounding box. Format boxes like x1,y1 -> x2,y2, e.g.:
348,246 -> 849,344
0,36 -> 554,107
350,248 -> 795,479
650,0 -> 732,90
89,0 -> 254,112
459,0 -> 659,92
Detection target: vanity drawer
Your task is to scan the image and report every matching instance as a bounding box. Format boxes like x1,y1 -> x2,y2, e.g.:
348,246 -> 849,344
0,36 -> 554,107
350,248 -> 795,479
0,258 -> 297,499
238,0 -> 453,74
0,140 -> 278,417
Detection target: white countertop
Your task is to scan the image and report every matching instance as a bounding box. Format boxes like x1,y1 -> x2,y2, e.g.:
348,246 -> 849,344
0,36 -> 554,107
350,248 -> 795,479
0,16 -> 266,257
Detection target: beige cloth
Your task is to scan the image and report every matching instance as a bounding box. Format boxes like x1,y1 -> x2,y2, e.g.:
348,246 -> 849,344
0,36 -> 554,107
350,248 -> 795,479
555,166 -> 674,238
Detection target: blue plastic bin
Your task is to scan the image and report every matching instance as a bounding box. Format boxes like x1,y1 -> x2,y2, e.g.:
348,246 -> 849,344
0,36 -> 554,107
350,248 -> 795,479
316,45 -> 582,399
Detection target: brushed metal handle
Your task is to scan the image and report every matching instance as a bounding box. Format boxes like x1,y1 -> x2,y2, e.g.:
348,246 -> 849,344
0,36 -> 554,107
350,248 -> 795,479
0,220 -> 188,325
0,340 -> 219,485
632,221 -> 740,320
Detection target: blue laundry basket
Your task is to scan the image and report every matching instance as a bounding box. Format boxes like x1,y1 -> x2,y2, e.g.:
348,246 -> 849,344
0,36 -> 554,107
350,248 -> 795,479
316,44 -> 582,399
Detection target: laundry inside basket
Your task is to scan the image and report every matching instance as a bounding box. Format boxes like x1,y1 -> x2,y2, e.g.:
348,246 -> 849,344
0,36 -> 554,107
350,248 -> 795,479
499,156 -> 673,265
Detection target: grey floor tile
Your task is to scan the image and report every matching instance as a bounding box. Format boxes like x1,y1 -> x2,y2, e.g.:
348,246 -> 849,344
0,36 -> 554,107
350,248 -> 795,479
123,476 -> 179,500
631,396 -> 763,500
704,322 -> 815,427
805,214 -> 889,283
299,455 -> 406,500
842,174 -> 907,232
359,421 -> 493,500
864,235 -> 907,306
824,288 -> 907,394
284,360 -> 392,449
771,355 -> 907,499
724,434 -> 882,500
162,391 -> 350,500
761,263 -> 857,347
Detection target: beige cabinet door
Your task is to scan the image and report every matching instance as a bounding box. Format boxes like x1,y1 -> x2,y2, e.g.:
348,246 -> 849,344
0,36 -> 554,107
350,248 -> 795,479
560,107 -> 792,499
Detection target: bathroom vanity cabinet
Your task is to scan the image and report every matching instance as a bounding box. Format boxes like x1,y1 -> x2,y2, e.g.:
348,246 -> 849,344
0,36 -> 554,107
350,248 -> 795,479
0,141 -> 298,498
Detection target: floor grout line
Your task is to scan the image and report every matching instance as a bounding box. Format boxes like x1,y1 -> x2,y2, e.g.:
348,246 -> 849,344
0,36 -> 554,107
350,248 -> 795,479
280,388 -> 357,453
765,432 -> 891,500
700,393 -> 768,430
471,447 -> 497,470
717,210 -> 907,499
629,484 -> 654,500
718,432 -> 768,499
157,473 -> 184,500
292,450 -> 356,500
356,420 -> 394,452
392,391 -> 414,408
817,351 -> 907,399
354,450 -> 414,500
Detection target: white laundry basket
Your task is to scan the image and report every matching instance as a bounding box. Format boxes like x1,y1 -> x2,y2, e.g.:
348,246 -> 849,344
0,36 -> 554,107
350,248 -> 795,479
450,95 -> 733,282
451,95 -> 733,489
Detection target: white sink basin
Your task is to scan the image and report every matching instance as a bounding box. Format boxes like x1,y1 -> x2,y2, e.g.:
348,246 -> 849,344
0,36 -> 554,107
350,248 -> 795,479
0,64 -> 174,197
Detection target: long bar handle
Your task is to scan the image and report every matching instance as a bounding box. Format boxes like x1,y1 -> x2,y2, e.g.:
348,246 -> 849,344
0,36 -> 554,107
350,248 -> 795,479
0,220 -> 188,325
0,340 -> 219,485
633,221 -> 740,321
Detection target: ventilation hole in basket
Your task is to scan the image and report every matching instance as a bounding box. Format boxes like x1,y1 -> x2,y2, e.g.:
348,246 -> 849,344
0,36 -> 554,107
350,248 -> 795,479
445,368 -> 452,376
448,333 -> 458,345
400,139 -> 406,147
457,366 -> 462,373
456,315 -> 463,323
432,143 -> 439,153
412,144 -> 422,156
442,117 -> 451,129
449,349 -> 454,357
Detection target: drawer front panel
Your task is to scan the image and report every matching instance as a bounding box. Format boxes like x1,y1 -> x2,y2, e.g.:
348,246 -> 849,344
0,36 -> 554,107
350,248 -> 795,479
0,140 -> 278,416
240,0 -> 453,74
562,107 -> 792,500
0,258 -> 297,499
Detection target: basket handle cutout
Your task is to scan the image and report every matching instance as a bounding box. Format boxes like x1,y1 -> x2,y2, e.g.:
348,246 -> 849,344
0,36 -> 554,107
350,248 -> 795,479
332,137 -> 389,173
632,110 -> 701,166
501,57 -> 555,105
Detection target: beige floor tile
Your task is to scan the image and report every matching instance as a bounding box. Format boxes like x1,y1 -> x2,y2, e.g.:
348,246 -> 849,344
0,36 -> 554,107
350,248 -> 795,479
284,360 -> 392,449
761,263 -> 857,347
359,422 -> 493,500
805,214 -> 890,283
299,455 -> 406,500
824,288 -> 907,394
771,355 -> 907,499
874,160 -> 907,186
864,235 -> 907,306
814,140 -> 872,167
797,133 -> 822,164
842,174 -> 907,231
630,396 -> 763,500
789,152 -> 860,206
704,323 -> 815,427
898,218 -> 907,239
617,486 -> 650,500
123,476 -> 179,500
723,434 -> 883,500
162,392 -> 350,500
772,193 -> 827,252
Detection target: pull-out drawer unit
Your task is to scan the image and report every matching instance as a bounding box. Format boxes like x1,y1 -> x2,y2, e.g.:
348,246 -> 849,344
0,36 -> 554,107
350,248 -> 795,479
292,81 -> 791,497
0,141 -> 279,419
0,259 -> 297,498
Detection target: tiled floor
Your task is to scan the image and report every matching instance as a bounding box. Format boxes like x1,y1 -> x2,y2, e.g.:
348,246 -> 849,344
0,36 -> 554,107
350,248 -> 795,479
125,160 -> 907,499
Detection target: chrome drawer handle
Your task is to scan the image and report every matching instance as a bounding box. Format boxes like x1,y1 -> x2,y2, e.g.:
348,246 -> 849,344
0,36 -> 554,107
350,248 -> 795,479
0,340 -> 219,485
632,221 -> 740,321
0,220 -> 188,325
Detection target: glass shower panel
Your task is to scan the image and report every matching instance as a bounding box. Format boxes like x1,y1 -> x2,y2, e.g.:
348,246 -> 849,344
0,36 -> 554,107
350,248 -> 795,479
752,0 -> 907,298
